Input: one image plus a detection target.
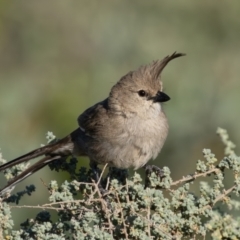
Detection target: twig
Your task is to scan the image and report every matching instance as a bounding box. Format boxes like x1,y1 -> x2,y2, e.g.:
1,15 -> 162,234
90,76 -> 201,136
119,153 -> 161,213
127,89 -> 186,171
212,185 -> 235,206
171,168 -> 219,186
116,193 -> 129,239
97,163 -> 108,186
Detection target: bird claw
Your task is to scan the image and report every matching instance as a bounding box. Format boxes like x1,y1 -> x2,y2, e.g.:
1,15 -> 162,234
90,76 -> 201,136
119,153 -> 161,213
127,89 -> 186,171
144,164 -> 165,188
144,164 -> 164,178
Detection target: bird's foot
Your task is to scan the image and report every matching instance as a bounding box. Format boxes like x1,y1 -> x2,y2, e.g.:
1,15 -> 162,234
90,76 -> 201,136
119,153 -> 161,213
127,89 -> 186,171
143,164 -> 165,188
144,164 -> 164,177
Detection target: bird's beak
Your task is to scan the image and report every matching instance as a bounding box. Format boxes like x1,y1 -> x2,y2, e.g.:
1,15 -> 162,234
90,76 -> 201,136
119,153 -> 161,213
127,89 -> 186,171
151,91 -> 170,103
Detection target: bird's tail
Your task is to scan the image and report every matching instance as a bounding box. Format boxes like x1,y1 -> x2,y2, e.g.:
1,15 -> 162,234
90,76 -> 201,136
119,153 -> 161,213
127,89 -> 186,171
0,143 -> 58,172
0,155 -> 61,196
0,128 -> 81,195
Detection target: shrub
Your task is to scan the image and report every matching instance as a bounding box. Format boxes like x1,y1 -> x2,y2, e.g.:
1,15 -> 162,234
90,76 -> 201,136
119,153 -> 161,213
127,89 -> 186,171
0,128 -> 240,239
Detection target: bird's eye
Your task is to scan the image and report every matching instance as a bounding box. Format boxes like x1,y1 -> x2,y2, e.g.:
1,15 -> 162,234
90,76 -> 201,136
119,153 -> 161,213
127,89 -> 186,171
138,90 -> 146,97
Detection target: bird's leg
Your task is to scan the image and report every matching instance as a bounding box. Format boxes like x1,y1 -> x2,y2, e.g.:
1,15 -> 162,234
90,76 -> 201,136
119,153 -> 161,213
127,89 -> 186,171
143,164 -> 165,188
89,161 -> 101,181
89,161 -> 115,211
89,161 -> 107,195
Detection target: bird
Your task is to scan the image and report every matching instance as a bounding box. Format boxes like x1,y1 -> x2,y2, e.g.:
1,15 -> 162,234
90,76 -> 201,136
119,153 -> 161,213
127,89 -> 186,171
0,52 -> 185,195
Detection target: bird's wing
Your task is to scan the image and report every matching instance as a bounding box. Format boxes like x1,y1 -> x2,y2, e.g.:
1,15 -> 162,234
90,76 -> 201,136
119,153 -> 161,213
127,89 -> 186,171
77,98 -> 111,138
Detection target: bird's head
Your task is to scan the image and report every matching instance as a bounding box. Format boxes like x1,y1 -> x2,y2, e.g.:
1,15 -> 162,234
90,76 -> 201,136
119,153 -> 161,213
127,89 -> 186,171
109,52 -> 185,117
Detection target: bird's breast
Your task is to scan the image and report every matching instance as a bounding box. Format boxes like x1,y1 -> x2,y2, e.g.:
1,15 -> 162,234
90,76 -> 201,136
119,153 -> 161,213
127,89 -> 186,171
89,111 -> 169,170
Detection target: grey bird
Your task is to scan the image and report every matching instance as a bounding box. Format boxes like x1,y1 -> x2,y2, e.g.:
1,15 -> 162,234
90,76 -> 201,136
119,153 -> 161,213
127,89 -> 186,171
0,52 -> 185,195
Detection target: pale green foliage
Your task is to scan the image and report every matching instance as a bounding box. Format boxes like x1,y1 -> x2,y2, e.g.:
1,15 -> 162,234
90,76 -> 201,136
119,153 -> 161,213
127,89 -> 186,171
0,128 -> 240,239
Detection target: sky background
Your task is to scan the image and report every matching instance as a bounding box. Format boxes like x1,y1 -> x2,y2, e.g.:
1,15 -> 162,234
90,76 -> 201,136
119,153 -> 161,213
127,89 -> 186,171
0,0 -> 240,228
